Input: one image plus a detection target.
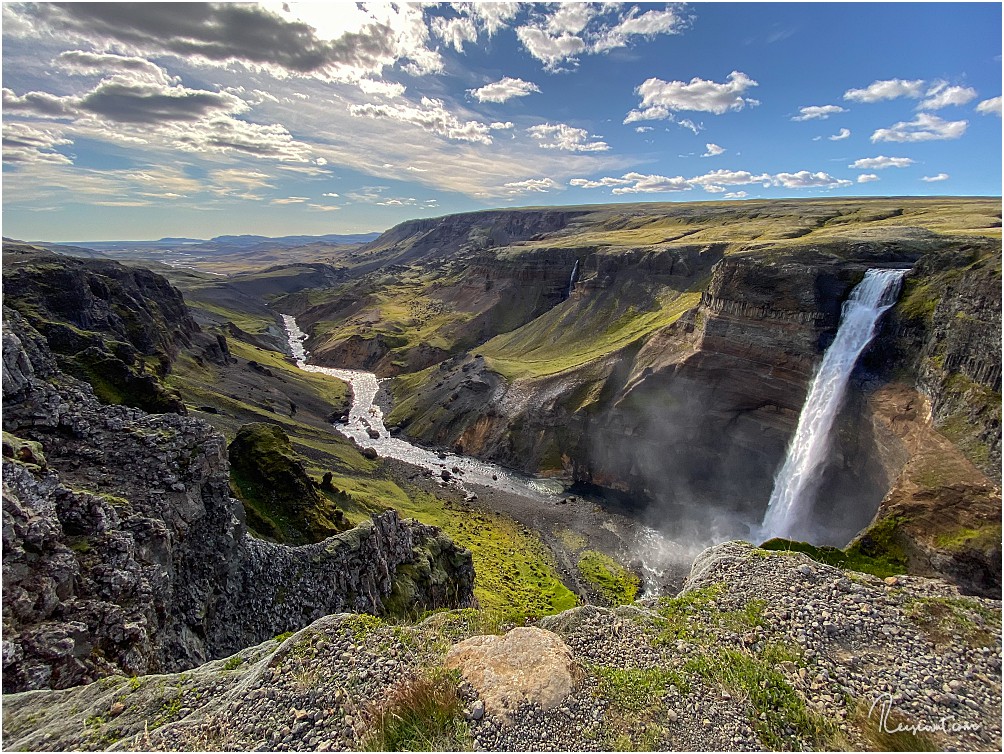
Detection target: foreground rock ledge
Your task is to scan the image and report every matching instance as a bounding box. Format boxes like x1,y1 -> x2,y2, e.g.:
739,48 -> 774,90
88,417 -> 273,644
3,541 -> 1000,752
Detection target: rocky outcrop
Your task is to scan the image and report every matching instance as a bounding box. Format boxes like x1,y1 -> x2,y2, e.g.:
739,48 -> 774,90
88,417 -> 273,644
445,627 -> 579,720
2,246 -> 231,414
1,310 -> 474,693
226,422 -> 345,544
3,542 -> 999,752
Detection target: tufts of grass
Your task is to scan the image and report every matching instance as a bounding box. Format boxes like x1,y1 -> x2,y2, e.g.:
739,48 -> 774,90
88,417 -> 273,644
360,669 -> 470,752
684,642 -> 836,750
577,550 -> 640,606
592,665 -> 690,710
848,698 -> 941,751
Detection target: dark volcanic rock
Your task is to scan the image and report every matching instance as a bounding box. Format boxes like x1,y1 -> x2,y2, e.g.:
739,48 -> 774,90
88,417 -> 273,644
1,247 -> 227,413
1,310 -> 474,693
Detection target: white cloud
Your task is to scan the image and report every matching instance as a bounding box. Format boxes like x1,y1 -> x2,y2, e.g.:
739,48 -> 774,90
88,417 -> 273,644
610,172 -> 692,194
690,169 -> 771,188
829,128 -> 851,141
625,71 -> 758,122
357,78 -> 406,98
272,196 -> 309,204
849,155 -> 915,170
634,126 -> 653,133
723,191 -> 747,199
857,173 -> 880,183
490,121 -> 514,130
918,82 -> 977,110
546,4 -> 596,34
703,143 -> 725,157
844,78 -> 926,103
516,26 -> 587,70
376,197 -> 418,206
430,15 -> 478,52
772,171 -> 852,189
468,76 -> 541,104
569,176 -> 633,189
462,2 -> 520,36
976,96 -> 1002,116
503,177 -> 561,194
322,192 -> 340,197
349,97 -> 493,144
594,7 -> 687,52
871,112 -> 967,142
792,104 -> 846,121
571,166 -> 854,195
676,118 -> 701,134
921,173 -> 950,182
307,203 -> 342,211
527,123 -> 609,152
515,4 -> 688,71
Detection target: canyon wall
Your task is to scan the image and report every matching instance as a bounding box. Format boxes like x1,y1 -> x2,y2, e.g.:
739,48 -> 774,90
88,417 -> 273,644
2,309 -> 474,692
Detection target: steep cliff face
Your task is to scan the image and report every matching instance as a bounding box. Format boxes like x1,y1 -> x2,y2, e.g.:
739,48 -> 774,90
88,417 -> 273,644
291,245 -> 585,376
1,310 -> 474,693
2,246 -> 229,414
387,230 -> 1000,585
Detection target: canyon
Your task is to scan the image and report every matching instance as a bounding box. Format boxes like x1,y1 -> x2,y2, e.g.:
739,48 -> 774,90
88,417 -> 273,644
1,197 -> 1001,751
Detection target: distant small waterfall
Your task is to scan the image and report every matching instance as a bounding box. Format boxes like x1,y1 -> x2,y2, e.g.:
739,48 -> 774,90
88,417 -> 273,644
759,268 -> 908,542
567,259 -> 580,298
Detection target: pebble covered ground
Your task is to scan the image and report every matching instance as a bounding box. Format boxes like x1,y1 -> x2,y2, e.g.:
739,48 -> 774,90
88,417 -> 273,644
3,541 -> 1000,752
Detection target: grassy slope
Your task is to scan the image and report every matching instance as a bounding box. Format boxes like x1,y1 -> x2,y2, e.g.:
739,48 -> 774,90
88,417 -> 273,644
480,284 -> 702,381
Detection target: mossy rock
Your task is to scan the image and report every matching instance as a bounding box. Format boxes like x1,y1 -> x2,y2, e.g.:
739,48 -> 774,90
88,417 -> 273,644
228,422 -> 346,544
761,515 -> 909,579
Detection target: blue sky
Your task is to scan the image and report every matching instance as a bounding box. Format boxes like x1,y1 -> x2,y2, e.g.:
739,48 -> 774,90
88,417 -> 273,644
2,2 -> 1001,241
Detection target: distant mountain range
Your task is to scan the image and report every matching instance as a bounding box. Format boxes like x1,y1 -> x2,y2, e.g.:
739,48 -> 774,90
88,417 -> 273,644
49,232 -> 382,252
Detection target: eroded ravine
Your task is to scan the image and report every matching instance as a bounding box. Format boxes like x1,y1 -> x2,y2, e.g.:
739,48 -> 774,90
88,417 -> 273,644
282,314 -> 692,595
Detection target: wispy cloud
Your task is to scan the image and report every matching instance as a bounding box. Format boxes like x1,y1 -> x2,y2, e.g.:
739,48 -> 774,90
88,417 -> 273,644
871,113 -> 967,143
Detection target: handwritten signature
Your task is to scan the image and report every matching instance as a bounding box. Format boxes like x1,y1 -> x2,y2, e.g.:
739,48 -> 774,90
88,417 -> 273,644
869,692 -> 981,735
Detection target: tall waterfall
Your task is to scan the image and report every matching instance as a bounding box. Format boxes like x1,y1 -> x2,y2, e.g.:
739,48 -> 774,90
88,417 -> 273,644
567,259 -> 580,298
759,268 -> 908,542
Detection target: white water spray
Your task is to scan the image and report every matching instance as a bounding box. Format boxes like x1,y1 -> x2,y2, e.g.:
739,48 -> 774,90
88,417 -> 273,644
759,268 -> 908,542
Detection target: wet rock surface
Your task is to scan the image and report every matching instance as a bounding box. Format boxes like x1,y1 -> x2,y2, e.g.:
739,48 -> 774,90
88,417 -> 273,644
3,542 -> 999,752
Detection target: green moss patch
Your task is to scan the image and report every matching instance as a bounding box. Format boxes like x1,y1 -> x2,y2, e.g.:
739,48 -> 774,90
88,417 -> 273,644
228,423 -> 348,544
577,550 -> 640,606
761,515 -> 910,579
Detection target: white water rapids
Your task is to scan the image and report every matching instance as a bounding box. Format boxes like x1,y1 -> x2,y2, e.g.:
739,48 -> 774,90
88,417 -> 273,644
282,315 -> 562,498
759,268 -> 908,542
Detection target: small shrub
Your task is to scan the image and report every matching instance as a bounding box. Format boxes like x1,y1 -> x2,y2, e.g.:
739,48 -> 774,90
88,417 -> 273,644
360,670 -> 470,751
